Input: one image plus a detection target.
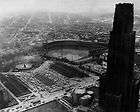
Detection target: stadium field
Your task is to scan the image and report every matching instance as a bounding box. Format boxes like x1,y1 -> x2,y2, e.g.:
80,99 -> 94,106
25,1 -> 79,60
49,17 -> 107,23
0,73 -> 31,97
49,62 -> 89,78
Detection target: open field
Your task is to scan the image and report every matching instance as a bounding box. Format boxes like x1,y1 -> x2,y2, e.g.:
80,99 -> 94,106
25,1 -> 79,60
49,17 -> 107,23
49,62 -> 89,78
48,49 -> 89,61
0,73 -> 31,97
0,83 -> 18,110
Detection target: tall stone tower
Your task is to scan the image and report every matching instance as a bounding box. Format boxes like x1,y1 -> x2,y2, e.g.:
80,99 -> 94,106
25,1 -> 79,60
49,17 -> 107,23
99,3 -> 139,112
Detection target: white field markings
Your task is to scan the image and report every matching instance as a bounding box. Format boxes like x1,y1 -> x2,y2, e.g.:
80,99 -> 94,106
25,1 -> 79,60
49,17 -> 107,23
0,80 -> 21,103
58,98 -> 73,110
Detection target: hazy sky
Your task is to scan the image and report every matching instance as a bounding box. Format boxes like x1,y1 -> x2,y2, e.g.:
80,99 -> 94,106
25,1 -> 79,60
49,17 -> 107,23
0,0 -> 139,16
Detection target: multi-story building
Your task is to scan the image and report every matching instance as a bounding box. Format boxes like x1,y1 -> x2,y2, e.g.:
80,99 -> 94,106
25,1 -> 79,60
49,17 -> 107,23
100,3 -> 139,112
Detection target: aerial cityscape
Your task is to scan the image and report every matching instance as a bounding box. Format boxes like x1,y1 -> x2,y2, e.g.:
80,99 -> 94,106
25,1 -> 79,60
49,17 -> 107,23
0,0 -> 139,112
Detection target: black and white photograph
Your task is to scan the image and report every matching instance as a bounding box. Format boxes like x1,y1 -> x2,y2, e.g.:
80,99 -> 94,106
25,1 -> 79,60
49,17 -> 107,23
0,0 -> 139,112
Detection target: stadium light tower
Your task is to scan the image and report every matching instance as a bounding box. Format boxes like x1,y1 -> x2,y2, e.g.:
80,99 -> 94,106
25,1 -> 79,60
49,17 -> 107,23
99,3 -> 139,112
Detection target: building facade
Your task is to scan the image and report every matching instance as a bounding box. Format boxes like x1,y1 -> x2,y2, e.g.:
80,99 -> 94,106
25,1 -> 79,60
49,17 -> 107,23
99,3 -> 139,112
